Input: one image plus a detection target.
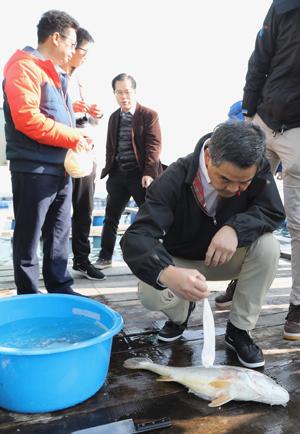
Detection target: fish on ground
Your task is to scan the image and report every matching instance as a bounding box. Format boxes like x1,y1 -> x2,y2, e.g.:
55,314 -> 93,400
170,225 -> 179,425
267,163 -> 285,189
123,357 -> 289,407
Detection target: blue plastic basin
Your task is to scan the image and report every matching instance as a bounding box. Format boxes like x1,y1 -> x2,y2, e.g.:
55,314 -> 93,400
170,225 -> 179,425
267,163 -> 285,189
0,294 -> 123,413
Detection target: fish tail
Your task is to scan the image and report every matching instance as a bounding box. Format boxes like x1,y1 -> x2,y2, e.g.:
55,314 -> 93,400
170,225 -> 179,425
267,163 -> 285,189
124,357 -> 153,370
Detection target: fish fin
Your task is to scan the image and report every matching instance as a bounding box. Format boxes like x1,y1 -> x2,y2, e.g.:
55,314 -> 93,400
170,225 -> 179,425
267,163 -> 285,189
123,357 -> 153,370
208,392 -> 234,407
157,375 -> 173,382
209,381 -> 232,389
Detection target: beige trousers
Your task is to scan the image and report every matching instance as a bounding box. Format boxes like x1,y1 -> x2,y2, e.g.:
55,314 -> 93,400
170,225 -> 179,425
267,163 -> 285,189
138,233 -> 280,330
253,114 -> 300,305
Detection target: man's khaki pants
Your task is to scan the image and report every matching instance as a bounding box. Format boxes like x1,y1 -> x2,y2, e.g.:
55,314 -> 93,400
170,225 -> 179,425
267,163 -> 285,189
138,233 -> 280,331
253,114 -> 300,305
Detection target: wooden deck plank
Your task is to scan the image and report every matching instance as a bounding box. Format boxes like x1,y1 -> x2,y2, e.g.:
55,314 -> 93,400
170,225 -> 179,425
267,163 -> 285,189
0,256 -> 298,434
0,326 -> 298,433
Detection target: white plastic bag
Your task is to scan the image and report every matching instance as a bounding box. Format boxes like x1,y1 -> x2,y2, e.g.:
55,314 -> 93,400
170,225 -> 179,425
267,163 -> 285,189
64,148 -> 93,178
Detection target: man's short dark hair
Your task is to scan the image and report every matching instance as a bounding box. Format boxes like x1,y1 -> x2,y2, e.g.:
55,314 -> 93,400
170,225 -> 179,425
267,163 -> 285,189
37,10 -> 79,44
112,73 -> 136,91
76,28 -> 94,46
208,121 -> 266,172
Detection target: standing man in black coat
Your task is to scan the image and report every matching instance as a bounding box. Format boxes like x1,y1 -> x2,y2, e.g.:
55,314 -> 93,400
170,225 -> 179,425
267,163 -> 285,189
242,0 -> 300,340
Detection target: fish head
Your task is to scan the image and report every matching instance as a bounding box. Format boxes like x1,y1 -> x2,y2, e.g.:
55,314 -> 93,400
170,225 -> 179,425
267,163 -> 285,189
246,370 -> 289,406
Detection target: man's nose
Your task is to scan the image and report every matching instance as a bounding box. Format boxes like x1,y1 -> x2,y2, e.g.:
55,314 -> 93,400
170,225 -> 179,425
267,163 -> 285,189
226,183 -> 240,193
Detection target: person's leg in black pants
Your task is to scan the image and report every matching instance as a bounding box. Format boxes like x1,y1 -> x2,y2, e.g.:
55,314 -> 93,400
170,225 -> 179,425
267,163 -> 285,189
96,167 -> 146,267
42,174 -> 75,293
71,162 -> 106,280
72,162 -> 96,264
127,168 -> 147,208
11,172 -> 74,294
99,169 -> 131,261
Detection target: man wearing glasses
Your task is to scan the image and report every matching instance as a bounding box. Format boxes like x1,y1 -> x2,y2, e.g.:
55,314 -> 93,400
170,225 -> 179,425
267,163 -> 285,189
3,10 -> 91,295
59,28 -> 105,281
94,73 -> 163,270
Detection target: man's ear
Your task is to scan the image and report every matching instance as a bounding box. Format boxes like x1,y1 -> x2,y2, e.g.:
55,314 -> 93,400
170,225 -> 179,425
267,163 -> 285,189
49,32 -> 60,47
204,147 -> 210,166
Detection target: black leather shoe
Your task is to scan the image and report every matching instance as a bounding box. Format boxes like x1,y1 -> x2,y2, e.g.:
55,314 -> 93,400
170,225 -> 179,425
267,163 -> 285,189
158,302 -> 196,342
225,319 -> 265,368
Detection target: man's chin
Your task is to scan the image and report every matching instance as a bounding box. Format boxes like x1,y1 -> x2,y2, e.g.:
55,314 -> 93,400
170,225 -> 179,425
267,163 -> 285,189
219,191 -> 237,198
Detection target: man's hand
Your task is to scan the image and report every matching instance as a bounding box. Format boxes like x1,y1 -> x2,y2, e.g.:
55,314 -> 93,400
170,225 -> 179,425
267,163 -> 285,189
142,175 -> 153,188
75,136 -> 93,153
159,266 -> 210,301
72,100 -> 90,114
205,225 -> 238,267
245,116 -> 253,122
88,104 -> 103,119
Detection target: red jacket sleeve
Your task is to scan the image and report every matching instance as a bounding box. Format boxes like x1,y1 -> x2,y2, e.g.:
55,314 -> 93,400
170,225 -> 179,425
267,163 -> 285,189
4,60 -> 82,149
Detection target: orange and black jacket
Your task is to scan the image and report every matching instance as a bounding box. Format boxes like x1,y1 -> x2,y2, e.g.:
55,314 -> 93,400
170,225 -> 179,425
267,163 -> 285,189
3,46 -> 82,176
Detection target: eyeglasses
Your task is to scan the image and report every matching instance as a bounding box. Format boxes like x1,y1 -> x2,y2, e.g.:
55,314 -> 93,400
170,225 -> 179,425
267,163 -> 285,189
59,33 -> 77,49
77,46 -> 88,56
49,33 -> 77,49
114,90 -> 134,97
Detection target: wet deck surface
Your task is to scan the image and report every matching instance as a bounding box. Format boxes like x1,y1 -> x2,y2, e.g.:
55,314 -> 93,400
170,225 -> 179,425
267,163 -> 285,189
0,250 -> 299,434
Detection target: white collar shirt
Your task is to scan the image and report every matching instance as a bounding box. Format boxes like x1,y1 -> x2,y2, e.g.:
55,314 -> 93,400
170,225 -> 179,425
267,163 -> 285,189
121,101 -> 136,117
199,139 -> 220,216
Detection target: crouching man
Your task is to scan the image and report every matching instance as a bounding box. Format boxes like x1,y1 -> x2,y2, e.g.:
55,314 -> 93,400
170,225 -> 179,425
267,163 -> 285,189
121,121 -> 285,369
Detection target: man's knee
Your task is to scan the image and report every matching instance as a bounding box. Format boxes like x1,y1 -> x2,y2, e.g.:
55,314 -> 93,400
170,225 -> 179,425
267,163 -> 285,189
138,280 -> 163,311
249,232 -> 280,263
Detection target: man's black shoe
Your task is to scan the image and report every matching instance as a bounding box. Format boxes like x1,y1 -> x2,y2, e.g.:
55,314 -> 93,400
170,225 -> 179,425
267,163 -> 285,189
225,319 -> 265,368
71,291 -> 89,298
72,261 -> 106,281
158,302 -> 196,342
48,288 -> 89,298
